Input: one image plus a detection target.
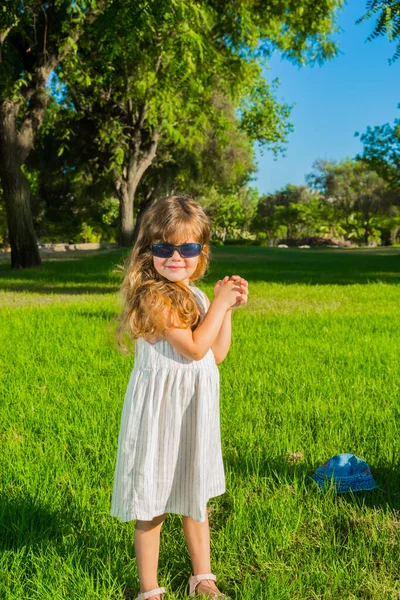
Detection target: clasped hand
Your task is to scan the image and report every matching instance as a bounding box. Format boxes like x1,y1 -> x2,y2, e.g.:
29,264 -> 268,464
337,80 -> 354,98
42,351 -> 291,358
214,275 -> 248,310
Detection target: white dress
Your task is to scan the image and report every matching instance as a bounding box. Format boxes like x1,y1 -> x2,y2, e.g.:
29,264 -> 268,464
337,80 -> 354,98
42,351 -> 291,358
110,285 -> 226,523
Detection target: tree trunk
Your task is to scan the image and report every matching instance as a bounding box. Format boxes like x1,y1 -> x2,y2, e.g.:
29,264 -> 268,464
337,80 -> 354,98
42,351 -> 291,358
1,164 -> 41,268
117,181 -> 135,247
115,131 -> 160,247
0,101 -> 41,268
132,192 -> 155,246
364,221 -> 370,245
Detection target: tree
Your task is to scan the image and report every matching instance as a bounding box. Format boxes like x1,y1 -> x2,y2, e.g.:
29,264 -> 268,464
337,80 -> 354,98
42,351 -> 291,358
201,187 -> 259,241
252,184 -> 317,240
58,0 -> 344,246
307,159 -> 397,243
356,115 -> 400,191
27,87 -> 256,242
354,3 -> 400,200
0,0 -> 109,268
1,0 -> 344,265
357,1 -> 400,63
25,95 -> 119,243
134,88 -> 257,207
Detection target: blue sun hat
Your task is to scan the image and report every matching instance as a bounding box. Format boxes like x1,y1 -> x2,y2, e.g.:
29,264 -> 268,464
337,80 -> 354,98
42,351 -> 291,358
311,453 -> 378,493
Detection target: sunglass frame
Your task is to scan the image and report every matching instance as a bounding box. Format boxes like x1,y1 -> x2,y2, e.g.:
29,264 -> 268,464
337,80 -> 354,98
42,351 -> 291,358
149,242 -> 203,258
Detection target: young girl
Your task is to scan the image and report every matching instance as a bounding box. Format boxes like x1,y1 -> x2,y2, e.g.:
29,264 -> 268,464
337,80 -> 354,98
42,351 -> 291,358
111,195 -> 248,600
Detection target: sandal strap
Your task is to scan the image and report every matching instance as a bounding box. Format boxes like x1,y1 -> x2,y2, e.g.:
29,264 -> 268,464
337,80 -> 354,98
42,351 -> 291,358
189,573 -> 216,595
136,586 -> 166,600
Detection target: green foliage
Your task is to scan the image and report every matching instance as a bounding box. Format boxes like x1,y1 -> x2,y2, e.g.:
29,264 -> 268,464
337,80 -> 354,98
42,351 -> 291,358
56,0 -> 344,182
356,0 -> 400,63
137,89 -> 257,205
356,112 -> 400,191
239,77 -> 293,154
252,184 -> 320,239
200,187 -> 259,240
251,162 -> 400,246
1,0 -> 344,249
0,0 -> 109,101
306,159 -> 399,243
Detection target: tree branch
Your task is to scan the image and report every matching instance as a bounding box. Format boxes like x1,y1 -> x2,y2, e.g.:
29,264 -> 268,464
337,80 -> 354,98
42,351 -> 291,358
128,127 -> 161,187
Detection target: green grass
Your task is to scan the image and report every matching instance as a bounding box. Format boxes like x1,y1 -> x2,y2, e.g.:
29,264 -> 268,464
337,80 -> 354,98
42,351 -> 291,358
1,246 -> 400,599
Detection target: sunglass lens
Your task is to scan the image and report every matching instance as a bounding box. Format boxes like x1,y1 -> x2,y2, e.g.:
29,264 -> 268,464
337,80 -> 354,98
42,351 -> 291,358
180,243 -> 202,257
151,243 -> 173,257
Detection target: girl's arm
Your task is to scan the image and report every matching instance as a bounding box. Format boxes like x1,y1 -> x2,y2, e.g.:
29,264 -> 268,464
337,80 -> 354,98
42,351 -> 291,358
204,276 -> 247,364
210,307 -> 232,364
164,280 -> 241,361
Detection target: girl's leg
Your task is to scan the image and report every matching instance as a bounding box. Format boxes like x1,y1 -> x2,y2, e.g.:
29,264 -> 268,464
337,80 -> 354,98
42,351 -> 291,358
134,513 -> 168,599
182,508 -> 223,597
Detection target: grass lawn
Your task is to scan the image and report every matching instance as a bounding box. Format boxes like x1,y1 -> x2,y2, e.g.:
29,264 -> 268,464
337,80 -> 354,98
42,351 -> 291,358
1,246 -> 400,600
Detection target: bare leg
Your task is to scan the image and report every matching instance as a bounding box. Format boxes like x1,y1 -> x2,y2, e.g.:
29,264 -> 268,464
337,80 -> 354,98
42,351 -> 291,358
134,513 -> 168,599
182,508 -> 223,597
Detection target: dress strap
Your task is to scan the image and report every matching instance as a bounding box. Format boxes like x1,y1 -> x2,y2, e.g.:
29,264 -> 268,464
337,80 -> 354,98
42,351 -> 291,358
191,286 -> 207,315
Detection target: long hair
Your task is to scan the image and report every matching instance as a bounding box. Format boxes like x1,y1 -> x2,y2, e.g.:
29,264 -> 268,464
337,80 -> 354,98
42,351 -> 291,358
113,195 -> 211,355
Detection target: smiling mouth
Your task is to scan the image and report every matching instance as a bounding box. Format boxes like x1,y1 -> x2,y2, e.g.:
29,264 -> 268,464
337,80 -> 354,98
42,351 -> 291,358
167,266 -> 184,269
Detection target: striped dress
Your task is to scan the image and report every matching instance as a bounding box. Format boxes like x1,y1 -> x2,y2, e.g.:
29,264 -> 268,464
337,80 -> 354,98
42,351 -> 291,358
110,285 -> 226,523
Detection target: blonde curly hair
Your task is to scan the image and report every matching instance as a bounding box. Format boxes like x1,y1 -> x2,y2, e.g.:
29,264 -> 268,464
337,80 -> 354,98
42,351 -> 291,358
113,195 -> 212,355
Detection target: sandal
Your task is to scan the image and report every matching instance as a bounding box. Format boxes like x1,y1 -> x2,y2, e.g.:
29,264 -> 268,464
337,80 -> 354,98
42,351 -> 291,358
188,573 -> 231,599
134,586 -> 166,600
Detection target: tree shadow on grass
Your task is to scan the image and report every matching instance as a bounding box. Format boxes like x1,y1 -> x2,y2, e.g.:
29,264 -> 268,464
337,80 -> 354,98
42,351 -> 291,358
1,248 -> 400,297
222,450 -> 400,515
0,249 -> 126,297
334,460 -> 400,513
0,490 -> 138,598
0,283 -> 118,296
0,493 -> 62,551
205,246 -> 400,286
0,490 -> 197,599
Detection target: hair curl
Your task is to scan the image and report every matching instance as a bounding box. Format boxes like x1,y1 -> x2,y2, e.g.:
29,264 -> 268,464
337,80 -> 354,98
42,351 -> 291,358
113,195 -> 211,355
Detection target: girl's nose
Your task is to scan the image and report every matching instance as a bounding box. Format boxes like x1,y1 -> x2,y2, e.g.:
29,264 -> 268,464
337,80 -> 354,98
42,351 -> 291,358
171,249 -> 182,260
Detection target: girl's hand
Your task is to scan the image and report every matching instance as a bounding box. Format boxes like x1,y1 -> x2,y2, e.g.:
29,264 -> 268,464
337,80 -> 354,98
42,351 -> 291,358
227,275 -> 248,309
214,275 -> 248,310
213,276 -> 243,309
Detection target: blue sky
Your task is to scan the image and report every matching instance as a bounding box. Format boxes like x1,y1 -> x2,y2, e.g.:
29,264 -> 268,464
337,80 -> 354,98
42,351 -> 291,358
254,1 -> 400,195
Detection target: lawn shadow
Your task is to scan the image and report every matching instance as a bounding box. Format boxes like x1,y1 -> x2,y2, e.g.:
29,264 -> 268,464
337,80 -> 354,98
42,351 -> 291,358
0,490 -> 139,597
1,248 -> 399,297
205,246 -> 400,286
334,459 -> 400,513
0,493 -> 62,551
223,450 -> 400,513
0,249 -> 126,297
0,489 -> 196,599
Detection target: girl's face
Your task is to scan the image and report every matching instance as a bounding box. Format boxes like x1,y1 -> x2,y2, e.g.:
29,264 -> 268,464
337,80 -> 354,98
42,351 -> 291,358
152,236 -> 207,286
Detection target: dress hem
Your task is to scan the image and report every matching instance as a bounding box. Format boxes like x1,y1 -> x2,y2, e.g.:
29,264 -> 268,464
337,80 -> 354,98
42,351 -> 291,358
110,488 -> 226,524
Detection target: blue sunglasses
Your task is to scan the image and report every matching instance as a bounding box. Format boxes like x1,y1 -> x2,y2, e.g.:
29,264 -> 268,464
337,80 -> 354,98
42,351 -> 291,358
150,242 -> 203,258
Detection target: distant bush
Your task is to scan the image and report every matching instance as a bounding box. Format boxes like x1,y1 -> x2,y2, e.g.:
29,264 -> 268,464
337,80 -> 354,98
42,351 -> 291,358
223,238 -> 260,246
277,236 -> 356,248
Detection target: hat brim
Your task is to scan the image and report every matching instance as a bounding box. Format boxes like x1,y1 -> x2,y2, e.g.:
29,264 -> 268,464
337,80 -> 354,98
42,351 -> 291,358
311,471 -> 378,493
